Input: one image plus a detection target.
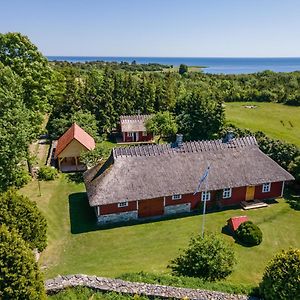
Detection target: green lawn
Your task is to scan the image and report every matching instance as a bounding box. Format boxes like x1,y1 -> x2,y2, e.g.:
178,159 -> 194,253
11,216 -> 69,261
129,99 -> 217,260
225,102 -> 300,147
21,176 -> 300,287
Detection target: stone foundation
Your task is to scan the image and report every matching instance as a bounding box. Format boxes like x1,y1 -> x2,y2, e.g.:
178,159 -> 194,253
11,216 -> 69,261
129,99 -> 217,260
164,203 -> 191,215
97,211 -> 138,224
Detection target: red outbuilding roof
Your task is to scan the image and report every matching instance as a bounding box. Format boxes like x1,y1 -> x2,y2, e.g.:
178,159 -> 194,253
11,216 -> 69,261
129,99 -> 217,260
54,123 -> 95,158
228,216 -> 249,232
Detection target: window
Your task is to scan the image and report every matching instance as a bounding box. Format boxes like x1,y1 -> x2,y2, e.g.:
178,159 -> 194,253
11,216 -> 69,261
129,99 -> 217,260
223,188 -> 232,199
127,132 -> 133,137
201,191 -> 211,201
262,183 -> 271,193
118,201 -> 128,208
172,194 -> 182,200
142,131 -> 147,137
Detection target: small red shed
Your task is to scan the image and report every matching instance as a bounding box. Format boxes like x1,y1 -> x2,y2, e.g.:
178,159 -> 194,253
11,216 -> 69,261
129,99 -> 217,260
227,216 -> 249,232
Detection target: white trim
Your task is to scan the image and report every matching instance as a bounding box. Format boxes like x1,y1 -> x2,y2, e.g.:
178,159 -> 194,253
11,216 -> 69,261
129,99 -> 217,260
163,196 -> 166,207
142,131 -> 147,137
118,201 -> 128,208
262,182 -> 271,193
201,191 -> 211,201
223,188 -> 232,199
127,132 -> 133,137
172,194 -> 182,200
96,206 -> 100,216
136,200 -> 139,210
281,181 -> 285,197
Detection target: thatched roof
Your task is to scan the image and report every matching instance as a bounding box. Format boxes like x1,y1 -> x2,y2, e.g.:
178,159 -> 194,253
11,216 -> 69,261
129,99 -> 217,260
120,115 -> 152,132
84,137 -> 294,207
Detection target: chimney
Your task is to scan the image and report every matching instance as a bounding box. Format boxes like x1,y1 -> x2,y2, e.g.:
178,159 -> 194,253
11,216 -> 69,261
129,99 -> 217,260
223,131 -> 234,143
175,134 -> 183,148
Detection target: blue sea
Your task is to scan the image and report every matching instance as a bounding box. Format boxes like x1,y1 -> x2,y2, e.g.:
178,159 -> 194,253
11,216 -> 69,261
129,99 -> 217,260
47,56 -> 300,75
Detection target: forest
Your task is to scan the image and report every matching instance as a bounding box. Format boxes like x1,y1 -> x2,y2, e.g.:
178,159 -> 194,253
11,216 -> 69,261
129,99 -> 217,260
1,32 -> 300,192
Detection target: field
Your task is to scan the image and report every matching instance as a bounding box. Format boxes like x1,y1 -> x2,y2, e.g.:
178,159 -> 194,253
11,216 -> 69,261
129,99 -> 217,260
225,102 -> 300,147
21,176 -> 300,289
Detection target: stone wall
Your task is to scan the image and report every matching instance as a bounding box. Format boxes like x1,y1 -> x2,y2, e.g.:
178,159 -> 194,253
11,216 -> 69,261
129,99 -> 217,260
45,274 -> 259,300
97,211 -> 138,224
164,203 -> 191,215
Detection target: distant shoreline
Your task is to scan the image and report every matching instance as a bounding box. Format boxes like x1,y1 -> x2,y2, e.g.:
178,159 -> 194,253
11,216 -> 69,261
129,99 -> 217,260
47,56 -> 300,74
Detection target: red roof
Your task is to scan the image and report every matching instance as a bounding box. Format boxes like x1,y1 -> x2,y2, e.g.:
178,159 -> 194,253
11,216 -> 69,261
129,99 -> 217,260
228,216 -> 249,231
54,123 -> 95,158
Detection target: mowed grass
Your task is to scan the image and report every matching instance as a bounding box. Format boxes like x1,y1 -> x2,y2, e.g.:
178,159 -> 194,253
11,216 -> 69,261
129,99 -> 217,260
21,176 -> 300,287
225,102 -> 300,147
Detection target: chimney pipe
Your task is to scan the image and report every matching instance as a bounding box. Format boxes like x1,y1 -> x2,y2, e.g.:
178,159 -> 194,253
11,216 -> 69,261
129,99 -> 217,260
176,134 -> 183,148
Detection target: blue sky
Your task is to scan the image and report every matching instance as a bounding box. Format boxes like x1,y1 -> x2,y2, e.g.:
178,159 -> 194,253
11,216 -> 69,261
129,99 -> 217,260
1,0 -> 300,57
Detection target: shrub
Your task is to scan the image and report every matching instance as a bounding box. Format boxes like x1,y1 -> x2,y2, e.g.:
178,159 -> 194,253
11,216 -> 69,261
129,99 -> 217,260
260,248 -> 300,300
38,166 -> 58,181
235,221 -> 262,246
0,225 -> 46,299
0,190 -> 47,251
169,233 -> 236,281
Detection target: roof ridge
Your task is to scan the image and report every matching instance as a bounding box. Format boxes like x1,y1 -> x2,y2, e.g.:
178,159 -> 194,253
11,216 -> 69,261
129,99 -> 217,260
113,136 -> 258,159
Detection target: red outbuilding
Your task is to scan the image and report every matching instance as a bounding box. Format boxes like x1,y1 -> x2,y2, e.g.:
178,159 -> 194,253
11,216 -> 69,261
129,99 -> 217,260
227,216 -> 249,232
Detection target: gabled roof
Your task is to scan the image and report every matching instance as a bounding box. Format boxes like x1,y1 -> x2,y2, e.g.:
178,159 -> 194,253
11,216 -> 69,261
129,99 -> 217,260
54,123 -> 95,158
228,216 -> 249,231
120,115 -> 152,132
84,136 -> 294,207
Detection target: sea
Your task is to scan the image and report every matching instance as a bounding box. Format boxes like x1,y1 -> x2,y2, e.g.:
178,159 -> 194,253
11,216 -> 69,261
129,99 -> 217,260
47,56 -> 300,75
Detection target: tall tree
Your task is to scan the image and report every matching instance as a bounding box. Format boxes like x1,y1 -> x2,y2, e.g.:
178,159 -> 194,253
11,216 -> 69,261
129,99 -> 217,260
176,90 -> 225,141
0,63 -> 32,191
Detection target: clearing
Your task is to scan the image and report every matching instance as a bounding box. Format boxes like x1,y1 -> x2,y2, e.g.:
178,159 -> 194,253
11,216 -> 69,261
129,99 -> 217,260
21,176 -> 300,288
225,102 -> 300,147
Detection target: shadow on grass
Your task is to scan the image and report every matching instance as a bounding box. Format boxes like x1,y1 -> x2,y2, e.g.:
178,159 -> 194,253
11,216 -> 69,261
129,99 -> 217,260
69,192 -> 98,234
284,188 -> 300,210
66,173 -> 84,184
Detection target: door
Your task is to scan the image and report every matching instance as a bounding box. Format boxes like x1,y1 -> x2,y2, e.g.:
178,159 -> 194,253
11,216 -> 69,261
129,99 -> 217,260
134,132 -> 139,142
245,186 -> 255,201
138,198 -> 164,218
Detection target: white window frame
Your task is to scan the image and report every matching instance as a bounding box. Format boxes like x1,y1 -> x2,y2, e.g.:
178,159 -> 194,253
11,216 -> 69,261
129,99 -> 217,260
142,131 -> 147,137
262,182 -> 271,193
118,201 -> 128,208
127,132 -> 133,137
201,191 -> 211,201
172,194 -> 182,200
223,188 -> 232,199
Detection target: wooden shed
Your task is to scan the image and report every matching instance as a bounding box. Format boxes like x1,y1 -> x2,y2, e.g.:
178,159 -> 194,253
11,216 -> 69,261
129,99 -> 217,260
54,123 -> 95,172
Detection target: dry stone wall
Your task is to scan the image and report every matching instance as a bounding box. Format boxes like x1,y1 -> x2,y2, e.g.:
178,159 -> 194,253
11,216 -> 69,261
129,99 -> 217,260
45,274 -> 259,300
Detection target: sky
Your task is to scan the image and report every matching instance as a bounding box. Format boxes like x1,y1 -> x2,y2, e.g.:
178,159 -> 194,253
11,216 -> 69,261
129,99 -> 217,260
0,0 -> 300,57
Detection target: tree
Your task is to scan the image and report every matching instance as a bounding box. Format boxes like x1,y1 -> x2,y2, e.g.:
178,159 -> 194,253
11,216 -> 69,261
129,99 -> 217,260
169,233 -> 236,281
0,225 -> 46,299
179,64 -> 188,75
288,156 -> 300,181
145,111 -> 178,143
235,221 -> 263,246
260,248 -> 300,300
176,90 -> 225,141
0,32 -> 53,136
0,190 -> 47,251
80,144 -> 108,168
0,62 -> 32,191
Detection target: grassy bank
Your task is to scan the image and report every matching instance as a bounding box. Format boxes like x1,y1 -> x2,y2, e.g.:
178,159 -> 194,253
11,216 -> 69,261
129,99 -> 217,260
225,102 -> 300,147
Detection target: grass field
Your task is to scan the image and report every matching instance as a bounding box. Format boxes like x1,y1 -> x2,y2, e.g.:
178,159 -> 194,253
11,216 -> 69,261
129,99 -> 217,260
21,176 -> 300,288
225,102 -> 300,147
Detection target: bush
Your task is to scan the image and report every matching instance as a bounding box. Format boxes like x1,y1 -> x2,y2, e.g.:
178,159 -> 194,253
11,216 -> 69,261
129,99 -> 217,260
260,248 -> 300,300
0,225 -> 46,299
235,221 -> 262,246
0,190 -> 47,251
38,166 -> 58,181
169,233 -> 236,281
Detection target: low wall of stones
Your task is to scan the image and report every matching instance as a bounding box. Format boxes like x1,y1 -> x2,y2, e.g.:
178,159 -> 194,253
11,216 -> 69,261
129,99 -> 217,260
97,211 -> 138,224
45,274 -> 259,300
164,203 -> 191,215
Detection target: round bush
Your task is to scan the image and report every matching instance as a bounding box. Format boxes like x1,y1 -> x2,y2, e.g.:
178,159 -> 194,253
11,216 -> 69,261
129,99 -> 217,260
0,225 -> 46,299
0,190 -> 47,251
235,221 -> 262,246
169,233 -> 236,281
260,248 -> 300,300
38,166 -> 58,181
